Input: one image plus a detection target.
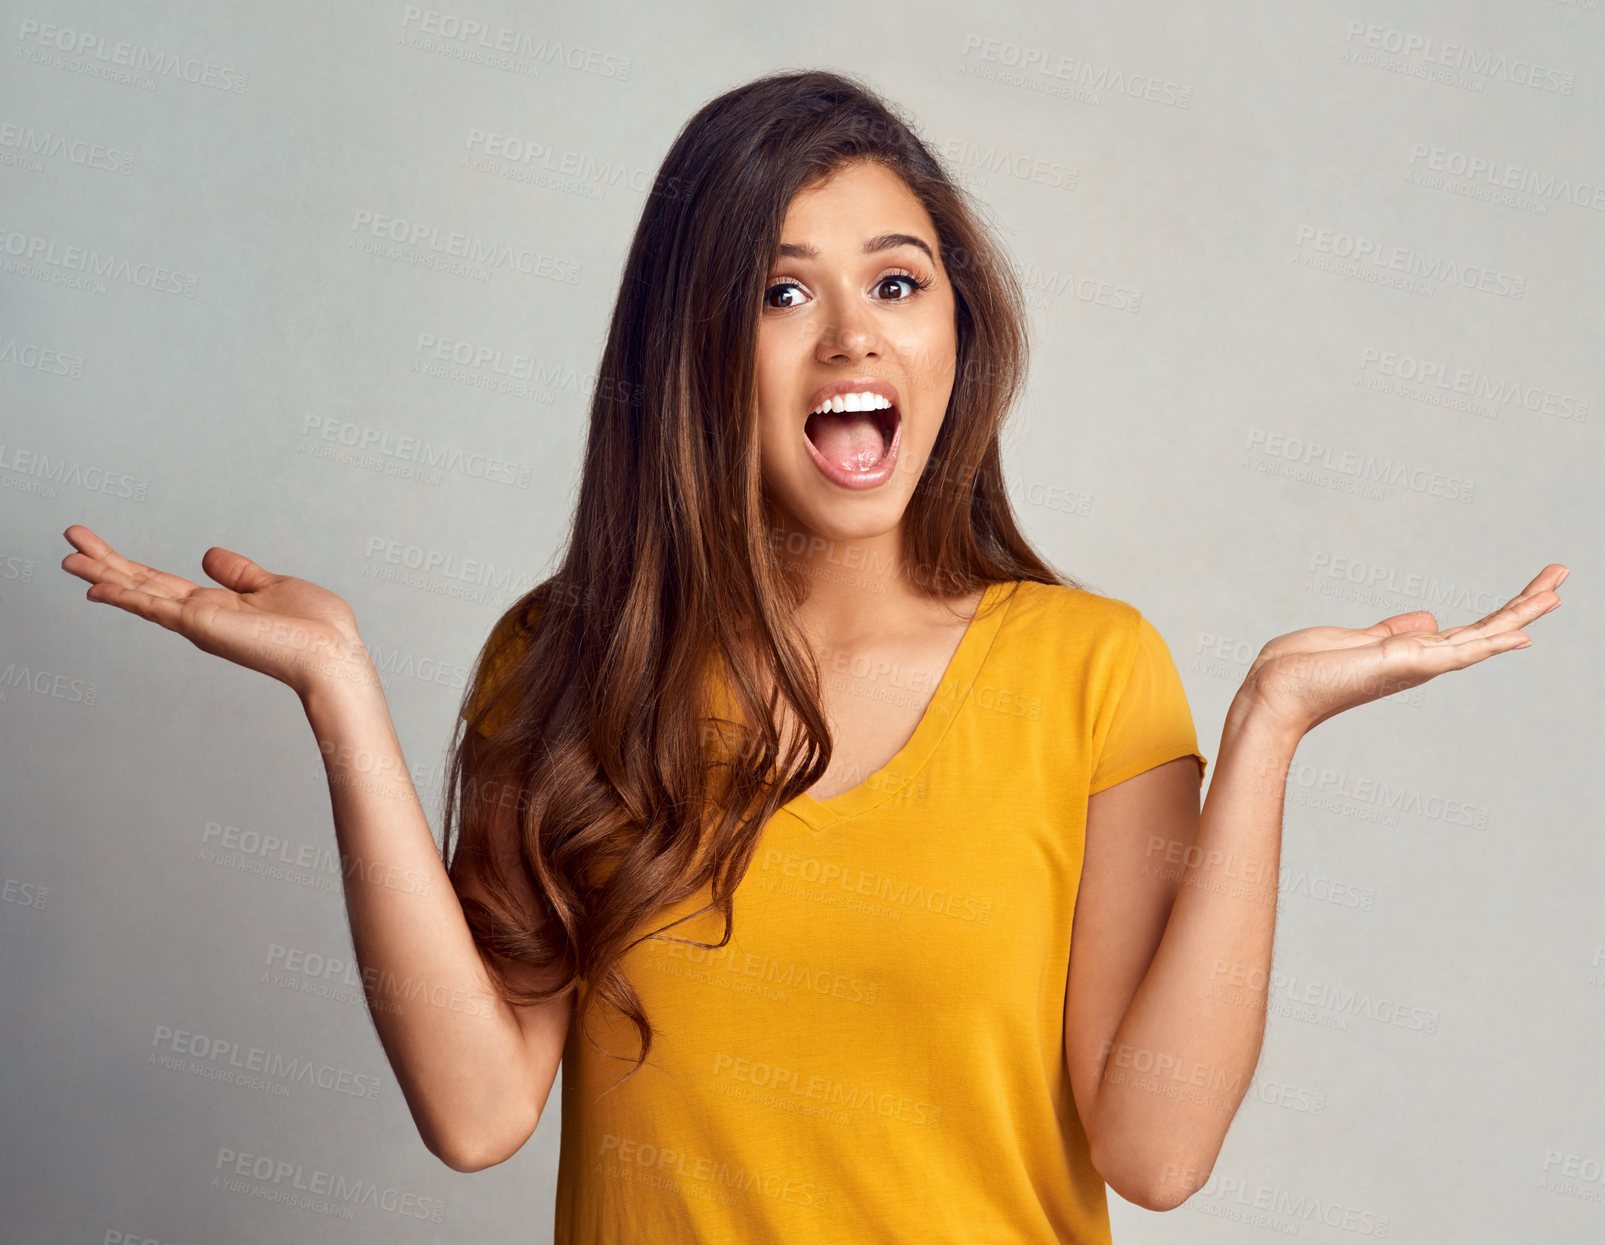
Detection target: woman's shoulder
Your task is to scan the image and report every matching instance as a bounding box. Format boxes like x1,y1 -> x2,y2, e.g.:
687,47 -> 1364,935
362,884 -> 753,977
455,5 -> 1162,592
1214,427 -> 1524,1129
998,578 -> 1143,646
476,592 -> 550,677
463,590 -> 554,735
990,579 -> 1172,687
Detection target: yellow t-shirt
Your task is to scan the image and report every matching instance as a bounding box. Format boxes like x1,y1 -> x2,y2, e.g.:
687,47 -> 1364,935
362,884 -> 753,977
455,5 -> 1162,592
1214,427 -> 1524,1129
462,578 -> 1208,1242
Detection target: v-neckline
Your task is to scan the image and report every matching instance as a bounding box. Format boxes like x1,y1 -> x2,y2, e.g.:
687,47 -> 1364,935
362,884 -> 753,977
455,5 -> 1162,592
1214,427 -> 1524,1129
782,579 -> 1019,831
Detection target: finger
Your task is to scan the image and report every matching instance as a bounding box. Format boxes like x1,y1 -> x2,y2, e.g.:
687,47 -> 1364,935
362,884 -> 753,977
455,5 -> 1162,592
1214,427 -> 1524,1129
1525,563 -> 1568,593
1450,629 -> 1533,661
62,525 -> 201,600
1442,587 -> 1559,645
1377,610 -> 1439,635
1311,624 -> 1533,714
1435,564 -> 1565,641
199,546 -> 279,595
83,578 -> 193,632
1381,628 -> 1533,687
1484,563 -> 1568,618
1345,610 -> 1439,643
62,553 -> 200,600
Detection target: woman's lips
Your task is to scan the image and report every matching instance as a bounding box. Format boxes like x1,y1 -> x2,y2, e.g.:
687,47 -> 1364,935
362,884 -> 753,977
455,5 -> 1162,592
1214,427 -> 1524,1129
802,404 -> 902,490
806,377 -> 901,413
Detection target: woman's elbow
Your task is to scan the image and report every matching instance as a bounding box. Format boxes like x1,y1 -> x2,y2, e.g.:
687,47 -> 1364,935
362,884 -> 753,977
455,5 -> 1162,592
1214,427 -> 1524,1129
1094,1147 -> 1211,1212
426,1113 -> 539,1174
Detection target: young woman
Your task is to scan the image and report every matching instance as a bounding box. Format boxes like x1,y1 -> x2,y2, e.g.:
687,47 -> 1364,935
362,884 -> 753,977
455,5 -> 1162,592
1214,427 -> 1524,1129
61,70 -> 1564,1243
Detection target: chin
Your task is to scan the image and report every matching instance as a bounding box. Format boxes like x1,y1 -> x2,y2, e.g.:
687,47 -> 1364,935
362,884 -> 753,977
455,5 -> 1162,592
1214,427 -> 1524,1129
772,483 -> 909,542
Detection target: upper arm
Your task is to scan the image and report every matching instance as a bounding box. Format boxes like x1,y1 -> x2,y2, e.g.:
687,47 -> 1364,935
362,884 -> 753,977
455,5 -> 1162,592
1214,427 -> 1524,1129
1064,609 -> 1208,1165
1065,757 -> 1202,1166
449,600 -> 573,1163
447,774 -> 575,1164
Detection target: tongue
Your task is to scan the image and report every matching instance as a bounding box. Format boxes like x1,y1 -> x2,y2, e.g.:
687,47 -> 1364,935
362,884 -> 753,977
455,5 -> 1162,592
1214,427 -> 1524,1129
806,411 -> 886,472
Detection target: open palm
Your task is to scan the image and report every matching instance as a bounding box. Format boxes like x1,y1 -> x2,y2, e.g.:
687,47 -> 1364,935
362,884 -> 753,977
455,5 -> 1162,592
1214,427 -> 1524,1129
60,524 -> 374,700
1242,563 -> 1566,736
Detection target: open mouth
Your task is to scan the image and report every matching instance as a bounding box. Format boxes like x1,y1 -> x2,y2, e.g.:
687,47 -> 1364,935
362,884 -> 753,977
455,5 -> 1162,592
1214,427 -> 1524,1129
803,399 -> 901,474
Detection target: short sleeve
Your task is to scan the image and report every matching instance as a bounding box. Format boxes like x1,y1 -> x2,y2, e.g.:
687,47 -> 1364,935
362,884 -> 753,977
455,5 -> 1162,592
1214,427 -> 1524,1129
461,599 -> 544,739
1089,613 -> 1208,793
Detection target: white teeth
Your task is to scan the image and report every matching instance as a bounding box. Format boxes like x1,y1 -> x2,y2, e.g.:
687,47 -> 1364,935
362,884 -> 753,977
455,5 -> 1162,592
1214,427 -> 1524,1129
810,392 -> 893,416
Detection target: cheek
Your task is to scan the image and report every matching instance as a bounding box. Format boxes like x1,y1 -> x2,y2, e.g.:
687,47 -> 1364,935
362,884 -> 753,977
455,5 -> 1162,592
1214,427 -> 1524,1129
755,405 -> 801,489
906,345 -> 957,430
753,339 -> 798,442
898,311 -> 956,388
756,394 -> 796,460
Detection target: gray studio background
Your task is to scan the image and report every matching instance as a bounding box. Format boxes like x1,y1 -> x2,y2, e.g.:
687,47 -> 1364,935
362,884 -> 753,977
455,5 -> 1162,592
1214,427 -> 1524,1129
3,1 -> 1602,1241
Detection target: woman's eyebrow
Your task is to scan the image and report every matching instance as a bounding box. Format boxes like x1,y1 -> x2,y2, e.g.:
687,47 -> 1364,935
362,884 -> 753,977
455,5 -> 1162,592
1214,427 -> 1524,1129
777,232 -> 935,263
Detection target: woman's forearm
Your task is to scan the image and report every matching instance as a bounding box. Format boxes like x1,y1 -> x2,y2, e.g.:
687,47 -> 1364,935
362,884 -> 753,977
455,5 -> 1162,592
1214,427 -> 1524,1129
1088,696 -> 1301,1206
300,671 -> 543,1171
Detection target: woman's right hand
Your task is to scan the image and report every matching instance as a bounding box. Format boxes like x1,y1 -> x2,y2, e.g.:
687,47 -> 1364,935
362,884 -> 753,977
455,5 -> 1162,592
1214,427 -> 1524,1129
60,524 -> 377,702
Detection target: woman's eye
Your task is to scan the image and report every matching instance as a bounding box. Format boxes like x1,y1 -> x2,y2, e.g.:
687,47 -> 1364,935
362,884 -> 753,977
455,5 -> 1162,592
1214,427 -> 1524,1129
764,271 -> 930,309
764,281 -> 806,309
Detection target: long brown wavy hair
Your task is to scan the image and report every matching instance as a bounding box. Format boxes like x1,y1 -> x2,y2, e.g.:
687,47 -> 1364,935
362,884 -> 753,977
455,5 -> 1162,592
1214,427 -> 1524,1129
440,68 -> 1078,1087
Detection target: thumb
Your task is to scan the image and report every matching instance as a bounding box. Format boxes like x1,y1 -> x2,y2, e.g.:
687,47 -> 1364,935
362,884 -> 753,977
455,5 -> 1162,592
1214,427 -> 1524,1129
199,546 -> 277,594
1365,610 -> 1438,637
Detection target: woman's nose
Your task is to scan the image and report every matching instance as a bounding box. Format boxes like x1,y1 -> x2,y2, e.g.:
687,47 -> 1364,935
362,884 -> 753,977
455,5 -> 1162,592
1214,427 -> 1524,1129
814,297 -> 880,361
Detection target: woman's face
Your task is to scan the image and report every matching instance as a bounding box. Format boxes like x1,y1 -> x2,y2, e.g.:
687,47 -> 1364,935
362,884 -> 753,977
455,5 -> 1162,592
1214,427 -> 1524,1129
755,160 -> 957,552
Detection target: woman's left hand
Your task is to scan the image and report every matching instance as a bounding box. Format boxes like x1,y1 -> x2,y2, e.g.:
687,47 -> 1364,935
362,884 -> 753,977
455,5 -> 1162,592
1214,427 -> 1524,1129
1239,563 -> 1568,737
